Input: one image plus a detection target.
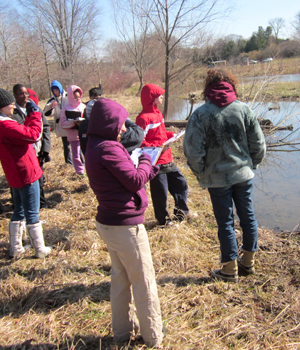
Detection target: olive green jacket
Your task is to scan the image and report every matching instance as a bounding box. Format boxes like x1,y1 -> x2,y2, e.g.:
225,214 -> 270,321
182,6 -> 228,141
183,100 -> 266,188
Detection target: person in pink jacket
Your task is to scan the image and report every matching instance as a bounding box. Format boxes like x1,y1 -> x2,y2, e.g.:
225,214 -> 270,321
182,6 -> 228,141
60,85 -> 85,175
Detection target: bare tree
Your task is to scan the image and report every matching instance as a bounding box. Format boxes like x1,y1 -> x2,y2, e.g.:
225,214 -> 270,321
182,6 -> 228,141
0,3 -> 18,89
143,0 -> 233,119
35,21 -> 55,96
15,27 -> 46,89
113,0 -> 160,95
291,11 -> 300,41
289,11 -> 300,55
18,0 -> 100,77
268,17 -> 285,43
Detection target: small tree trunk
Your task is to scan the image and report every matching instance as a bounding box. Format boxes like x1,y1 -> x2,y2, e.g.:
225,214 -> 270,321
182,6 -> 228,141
137,74 -> 143,96
164,46 -> 170,120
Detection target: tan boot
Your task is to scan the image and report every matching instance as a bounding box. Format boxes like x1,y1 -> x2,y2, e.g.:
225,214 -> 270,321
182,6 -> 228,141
212,259 -> 238,283
27,222 -> 52,258
238,250 -> 255,275
9,221 -> 25,257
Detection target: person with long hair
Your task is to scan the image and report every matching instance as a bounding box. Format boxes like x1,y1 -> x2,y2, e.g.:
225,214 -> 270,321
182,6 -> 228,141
60,85 -> 85,175
183,69 -> 266,282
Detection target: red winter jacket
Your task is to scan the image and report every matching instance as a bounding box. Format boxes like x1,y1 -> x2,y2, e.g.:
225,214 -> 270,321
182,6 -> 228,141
0,111 -> 43,188
136,84 -> 175,165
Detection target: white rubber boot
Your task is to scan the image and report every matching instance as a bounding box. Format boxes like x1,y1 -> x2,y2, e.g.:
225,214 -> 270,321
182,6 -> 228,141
27,222 -> 52,258
9,221 -> 25,257
20,220 -> 31,248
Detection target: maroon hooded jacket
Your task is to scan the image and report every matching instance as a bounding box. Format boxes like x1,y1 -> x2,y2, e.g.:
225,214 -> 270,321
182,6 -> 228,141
85,98 -> 159,225
136,84 -> 175,165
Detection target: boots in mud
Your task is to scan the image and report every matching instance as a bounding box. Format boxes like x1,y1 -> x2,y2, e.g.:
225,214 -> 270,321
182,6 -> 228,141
238,250 -> 255,275
27,222 -> 52,258
9,221 -> 25,258
212,259 -> 238,283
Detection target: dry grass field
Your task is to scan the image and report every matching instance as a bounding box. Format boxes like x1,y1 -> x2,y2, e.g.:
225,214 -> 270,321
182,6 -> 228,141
1,88 -> 300,349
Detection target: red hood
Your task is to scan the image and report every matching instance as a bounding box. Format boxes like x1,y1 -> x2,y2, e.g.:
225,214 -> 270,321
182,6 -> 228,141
27,88 -> 39,105
204,82 -> 236,108
141,84 -> 165,113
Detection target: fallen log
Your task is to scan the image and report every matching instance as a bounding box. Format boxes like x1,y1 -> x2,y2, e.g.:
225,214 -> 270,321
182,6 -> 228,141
164,120 -> 293,131
165,120 -> 188,128
262,124 -> 293,131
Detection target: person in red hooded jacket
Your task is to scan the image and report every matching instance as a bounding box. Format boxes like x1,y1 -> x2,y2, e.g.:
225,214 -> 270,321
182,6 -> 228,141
136,84 -> 191,226
0,88 -> 52,259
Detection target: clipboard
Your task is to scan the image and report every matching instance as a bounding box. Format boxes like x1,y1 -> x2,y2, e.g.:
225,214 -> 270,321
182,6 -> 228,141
162,129 -> 185,147
65,110 -> 84,121
131,147 -> 163,167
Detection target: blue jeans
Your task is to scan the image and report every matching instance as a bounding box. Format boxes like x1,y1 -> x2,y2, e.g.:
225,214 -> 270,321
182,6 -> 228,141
11,180 -> 40,225
208,179 -> 258,263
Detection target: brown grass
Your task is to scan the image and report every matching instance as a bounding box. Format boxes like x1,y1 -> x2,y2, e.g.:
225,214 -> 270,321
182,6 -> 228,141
1,94 -> 300,350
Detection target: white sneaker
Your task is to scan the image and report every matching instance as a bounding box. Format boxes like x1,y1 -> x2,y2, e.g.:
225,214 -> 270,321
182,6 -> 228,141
186,211 -> 198,220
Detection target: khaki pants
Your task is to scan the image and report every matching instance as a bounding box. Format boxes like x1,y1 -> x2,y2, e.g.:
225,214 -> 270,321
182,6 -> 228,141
96,222 -> 163,347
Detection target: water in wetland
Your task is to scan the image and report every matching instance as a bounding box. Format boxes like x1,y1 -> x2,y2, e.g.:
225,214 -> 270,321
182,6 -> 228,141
168,98 -> 300,232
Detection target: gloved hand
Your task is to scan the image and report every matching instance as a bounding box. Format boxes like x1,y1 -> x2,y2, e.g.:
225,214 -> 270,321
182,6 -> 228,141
149,165 -> 159,181
26,100 -> 39,113
38,152 -> 51,165
138,152 -> 152,164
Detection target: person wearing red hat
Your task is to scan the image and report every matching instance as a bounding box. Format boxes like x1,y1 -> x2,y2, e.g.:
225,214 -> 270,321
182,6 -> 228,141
27,88 -> 39,105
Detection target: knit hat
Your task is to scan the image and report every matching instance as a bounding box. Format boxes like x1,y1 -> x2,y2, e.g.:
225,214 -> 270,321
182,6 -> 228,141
0,89 -> 15,109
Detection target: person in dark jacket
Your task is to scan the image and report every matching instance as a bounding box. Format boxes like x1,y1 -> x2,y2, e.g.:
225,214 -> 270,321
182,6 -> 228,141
0,88 -> 52,258
79,86 -> 103,156
12,84 -> 51,209
79,86 -> 144,156
85,98 -> 164,348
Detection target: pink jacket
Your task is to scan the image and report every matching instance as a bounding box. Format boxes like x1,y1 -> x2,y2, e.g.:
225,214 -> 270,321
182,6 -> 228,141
60,85 -> 86,142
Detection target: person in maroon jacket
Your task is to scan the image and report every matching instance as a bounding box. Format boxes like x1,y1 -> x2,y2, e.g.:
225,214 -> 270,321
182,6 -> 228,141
85,98 -> 164,347
136,83 -> 191,226
0,88 -> 51,259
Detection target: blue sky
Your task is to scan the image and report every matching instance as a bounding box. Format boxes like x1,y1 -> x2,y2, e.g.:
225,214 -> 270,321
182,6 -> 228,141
100,0 -> 299,41
222,0 -> 299,39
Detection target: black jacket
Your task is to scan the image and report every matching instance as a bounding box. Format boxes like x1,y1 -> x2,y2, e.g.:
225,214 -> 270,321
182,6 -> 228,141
79,117 -> 144,157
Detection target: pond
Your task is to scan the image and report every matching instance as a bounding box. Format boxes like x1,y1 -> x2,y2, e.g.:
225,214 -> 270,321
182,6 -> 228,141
168,99 -> 300,232
240,73 -> 300,83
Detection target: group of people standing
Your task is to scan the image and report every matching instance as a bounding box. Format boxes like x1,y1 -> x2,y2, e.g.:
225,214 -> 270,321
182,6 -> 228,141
0,68 -> 266,348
